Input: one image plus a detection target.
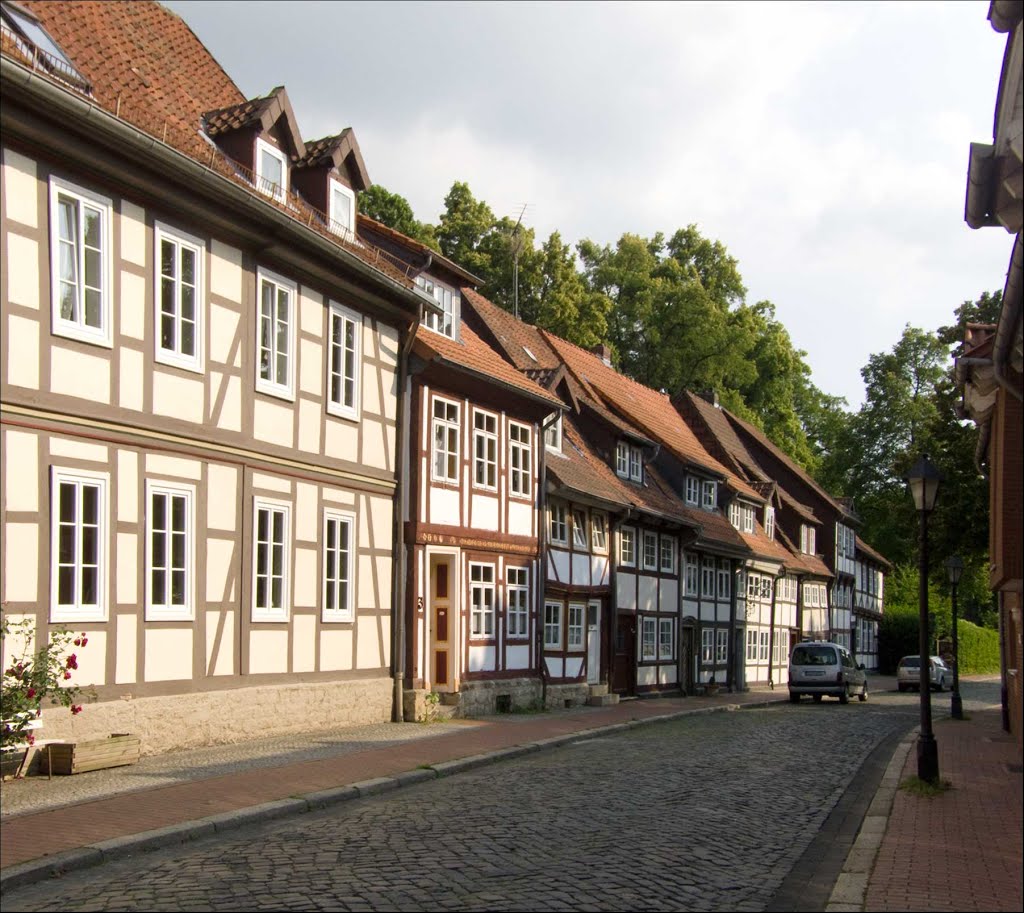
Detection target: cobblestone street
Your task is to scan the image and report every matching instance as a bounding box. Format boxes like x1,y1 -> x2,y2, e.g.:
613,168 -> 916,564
1,696 -> 923,912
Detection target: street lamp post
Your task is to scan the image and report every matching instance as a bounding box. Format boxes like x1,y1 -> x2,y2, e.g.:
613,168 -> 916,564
906,454 -> 942,783
944,555 -> 965,720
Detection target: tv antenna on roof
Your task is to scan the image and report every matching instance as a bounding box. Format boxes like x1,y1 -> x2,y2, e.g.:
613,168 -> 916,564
510,203 -> 530,320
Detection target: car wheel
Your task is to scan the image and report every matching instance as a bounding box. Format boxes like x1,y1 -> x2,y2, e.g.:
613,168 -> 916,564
859,682 -> 868,702
839,686 -> 850,705
812,694 -> 823,703
789,692 -> 800,704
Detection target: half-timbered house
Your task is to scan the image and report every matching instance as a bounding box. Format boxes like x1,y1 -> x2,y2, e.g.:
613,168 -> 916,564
1,1 -> 434,752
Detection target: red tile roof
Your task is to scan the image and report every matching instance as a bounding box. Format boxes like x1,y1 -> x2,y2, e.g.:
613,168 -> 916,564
413,324 -> 563,409
355,215 -> 482,286
22,1 -> 243,139
11,2 -> 416,290
542,332 -> 766,503
463,288 -> 562,371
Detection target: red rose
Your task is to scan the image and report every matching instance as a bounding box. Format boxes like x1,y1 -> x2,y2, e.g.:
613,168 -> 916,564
26,733 -> 35,745
63,671 -> 72,680
74,638 -> 81,647
26,687 -> 35,699
81,636 -> 88,646
71,705 -> 82,715
66,654 -> 78,670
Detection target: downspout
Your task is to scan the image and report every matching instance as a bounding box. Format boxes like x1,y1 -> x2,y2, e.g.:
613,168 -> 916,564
767,571 -> 780,690
391,304 -> 423,722
608,508 -> 634,694
727,560 -> 738,693
536,411 -> 559,709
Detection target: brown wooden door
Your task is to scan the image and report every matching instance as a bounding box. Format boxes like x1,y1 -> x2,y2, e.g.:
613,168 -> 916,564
612,613 -> 636,695
432,560 -> 451,690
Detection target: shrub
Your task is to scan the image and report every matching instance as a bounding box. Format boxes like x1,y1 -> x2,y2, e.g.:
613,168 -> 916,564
1,616 -> 88,750
955,620 -> 1000,674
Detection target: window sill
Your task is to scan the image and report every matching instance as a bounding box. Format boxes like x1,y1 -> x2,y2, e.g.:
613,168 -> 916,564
52,322 -> 113,350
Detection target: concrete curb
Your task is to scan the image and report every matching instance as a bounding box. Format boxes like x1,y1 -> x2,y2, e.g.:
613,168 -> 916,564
824,728 -> 916,912
0,695 -> 788,892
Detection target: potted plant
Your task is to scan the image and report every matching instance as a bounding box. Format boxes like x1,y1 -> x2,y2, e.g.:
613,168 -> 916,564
1,615 -> 88,778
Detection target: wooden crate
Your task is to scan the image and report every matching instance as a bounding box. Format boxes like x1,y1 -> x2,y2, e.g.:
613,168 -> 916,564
39,734 -> 141,775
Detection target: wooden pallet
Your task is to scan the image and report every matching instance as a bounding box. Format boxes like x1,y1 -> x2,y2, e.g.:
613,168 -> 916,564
39,734 -> 141,775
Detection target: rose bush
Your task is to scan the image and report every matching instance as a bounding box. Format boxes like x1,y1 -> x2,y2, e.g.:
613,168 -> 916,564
1,616 -> 88,750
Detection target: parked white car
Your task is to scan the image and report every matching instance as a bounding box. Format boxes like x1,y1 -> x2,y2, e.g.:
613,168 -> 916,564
896,655 -> 952,692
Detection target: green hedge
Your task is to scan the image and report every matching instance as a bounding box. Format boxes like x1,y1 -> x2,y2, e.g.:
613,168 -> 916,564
955,620 -> 1000,674
878,607 -> 999,674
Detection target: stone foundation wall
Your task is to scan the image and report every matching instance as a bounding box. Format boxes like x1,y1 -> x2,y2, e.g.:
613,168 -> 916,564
38,677 -> 394,756
542,682 -> 589,710
458,678 -> 543,717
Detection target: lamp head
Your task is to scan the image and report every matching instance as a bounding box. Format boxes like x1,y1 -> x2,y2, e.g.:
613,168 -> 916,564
944,554 -> 964,586
906,453 -> 942,513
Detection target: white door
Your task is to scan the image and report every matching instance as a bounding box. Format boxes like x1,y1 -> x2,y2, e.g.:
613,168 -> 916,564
587,601 -> 601,685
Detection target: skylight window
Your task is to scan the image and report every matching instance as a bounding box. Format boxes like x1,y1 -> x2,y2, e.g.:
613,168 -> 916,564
522,345 -> 538,362
2,2 -> 88,88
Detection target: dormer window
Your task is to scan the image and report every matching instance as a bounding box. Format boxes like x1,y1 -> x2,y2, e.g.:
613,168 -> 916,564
544,412 -> 562,452
764,506 -> 775,540
800,524 -> 817,556
329,179 -> 355,240
255,138 -> 287,203
685,477 -> 700,505
416,275 -> 458,339
2,2 -> 89,89
701,481 -> 717,510
616,441 -> 642,482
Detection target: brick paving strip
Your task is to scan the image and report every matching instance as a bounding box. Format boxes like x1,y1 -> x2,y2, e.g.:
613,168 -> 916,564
0,692 -> 783,890
828,707 -> 1023,913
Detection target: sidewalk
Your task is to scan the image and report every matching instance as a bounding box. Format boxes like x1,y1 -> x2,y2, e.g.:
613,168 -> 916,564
1,683 -> 1021,911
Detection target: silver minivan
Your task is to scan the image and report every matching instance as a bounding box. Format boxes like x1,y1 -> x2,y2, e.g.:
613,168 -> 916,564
788,641 -> 867,704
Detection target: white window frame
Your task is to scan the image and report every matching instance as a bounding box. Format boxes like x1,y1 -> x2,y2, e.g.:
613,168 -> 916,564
760,630 -> 770,661
743,505 -> 754,534
748,572 -> 760,600
549,502 -> 568,546
252,497 -> 291,622
153,222 -> 204,373
508,422 -> 532,499
641,616 -> 657,661
506,566 -> 529,639
472,409 -> 499,491
418,275 -> 459,339
717,560 -> 731,599
568,602 -> 585,650
642,531 -> 658,571
684,553 -> 699,597
469,563 -> 495,639
544,412 -> 562,452
322,508 -> 356,623
701,627 -> 714,664
746,629 -> 758,661
760,576 -> 772,600
659,535 -> 677,574
431,396 -> 460,484
715,627 -> 728,664
729,502 -> 741,529
255,267 -> 297,400
686,476 -> 699,505
145,480 -> 195,622
544,601 -> 563,649
255,137 -> 288,203
702,480 -> 716,510
807,526 -> 816,555
591,511 -> 608,553
658,617 -> 674,660
702,557 -> 716,599
50,467 -> 109,622
616,441 -> 629,478
764,506 -> 775,540
571,508 -> 588,549
49,176 -> 113,347
326,301 -> 362,421
629,445 -> 642,482
619,526 -> 636,567
328,177 -> 356,240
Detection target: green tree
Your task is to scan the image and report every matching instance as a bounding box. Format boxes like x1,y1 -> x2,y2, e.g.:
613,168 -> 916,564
357,184 -> 439,250
436,181 -> 497,280
535,231 -> 611,348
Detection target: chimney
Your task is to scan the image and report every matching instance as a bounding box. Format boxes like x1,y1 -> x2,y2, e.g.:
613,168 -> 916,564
699,389 -> 720,408
591,344 -> 612,366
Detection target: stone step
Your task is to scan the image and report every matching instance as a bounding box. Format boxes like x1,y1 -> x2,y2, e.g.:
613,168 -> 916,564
586,693 -> 620,707
587,683 -> 609,697
439,692 -> 460,707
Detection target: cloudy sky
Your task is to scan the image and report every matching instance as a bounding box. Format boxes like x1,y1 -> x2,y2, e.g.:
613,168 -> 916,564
165,0 -> 1013,408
